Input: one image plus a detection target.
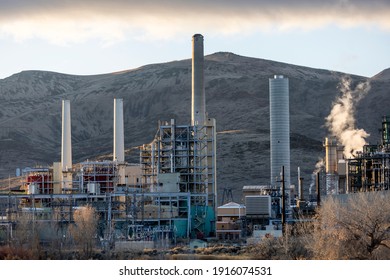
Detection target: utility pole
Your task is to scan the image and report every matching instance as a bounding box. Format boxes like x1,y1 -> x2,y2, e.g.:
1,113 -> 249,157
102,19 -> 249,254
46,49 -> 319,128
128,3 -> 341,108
281,166 -> 286,235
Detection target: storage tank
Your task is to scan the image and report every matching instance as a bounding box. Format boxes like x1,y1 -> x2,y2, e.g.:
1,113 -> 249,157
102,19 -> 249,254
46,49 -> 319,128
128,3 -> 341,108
87,183 -> 100,195
28,183 -> 39,194
269,75 -> 290,188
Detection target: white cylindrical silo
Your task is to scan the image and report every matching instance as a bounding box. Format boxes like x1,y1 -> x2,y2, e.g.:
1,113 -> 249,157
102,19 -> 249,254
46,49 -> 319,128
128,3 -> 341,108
191,34 -> 206,126
269,75 -> 291,189
114,98 -> 125,162
61,100 -> 72,172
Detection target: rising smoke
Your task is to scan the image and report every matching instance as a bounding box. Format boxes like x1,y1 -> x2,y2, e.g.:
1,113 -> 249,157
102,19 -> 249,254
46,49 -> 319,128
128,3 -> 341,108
309,157 -> 324,196
325,76 -> 371,158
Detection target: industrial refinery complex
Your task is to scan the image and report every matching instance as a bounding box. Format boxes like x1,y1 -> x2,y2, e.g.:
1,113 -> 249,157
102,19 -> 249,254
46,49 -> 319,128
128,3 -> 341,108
1,34 -> 390,251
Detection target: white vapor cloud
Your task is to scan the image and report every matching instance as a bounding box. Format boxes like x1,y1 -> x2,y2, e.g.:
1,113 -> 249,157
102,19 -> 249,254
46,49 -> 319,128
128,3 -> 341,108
0,0 -> 389,45
309,157 -> 324,195
325,76 -> 371,158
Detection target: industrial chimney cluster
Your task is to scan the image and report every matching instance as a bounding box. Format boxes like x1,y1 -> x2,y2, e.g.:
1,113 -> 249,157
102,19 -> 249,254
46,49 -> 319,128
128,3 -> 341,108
0,34 -> 217,246
0,33 -> 292,245
1,33 -> 387,249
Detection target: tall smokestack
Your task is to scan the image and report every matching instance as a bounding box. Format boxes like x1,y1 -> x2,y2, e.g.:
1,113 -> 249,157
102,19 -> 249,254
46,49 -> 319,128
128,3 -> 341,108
61,100 -> 72,172
269,75 -> 291,189
191,34 -> 206,126
114,98 -> 125,162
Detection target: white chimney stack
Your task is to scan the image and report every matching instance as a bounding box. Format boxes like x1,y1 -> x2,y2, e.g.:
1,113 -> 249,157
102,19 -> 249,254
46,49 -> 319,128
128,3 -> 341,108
191,34 -> 206,126
114,98 -> 125,162
61,100 -> 72,172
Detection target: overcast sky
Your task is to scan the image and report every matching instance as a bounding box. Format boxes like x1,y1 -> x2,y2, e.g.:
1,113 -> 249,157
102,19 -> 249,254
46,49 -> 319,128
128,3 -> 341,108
0,0 -> 389,79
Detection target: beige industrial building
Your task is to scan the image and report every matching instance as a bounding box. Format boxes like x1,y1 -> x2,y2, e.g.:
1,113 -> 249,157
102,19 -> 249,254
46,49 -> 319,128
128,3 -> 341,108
216,202 -> 245,241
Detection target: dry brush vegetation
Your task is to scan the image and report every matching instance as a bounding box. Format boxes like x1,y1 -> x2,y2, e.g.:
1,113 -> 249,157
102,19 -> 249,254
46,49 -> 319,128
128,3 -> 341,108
1,193 -> 390,260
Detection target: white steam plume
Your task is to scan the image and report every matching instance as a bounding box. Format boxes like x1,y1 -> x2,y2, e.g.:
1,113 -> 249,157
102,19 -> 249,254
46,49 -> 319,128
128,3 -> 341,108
325,76 -> 371,158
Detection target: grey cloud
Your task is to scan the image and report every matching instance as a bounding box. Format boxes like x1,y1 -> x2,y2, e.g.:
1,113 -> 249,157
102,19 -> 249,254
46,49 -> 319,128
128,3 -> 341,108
0,0 -> 388,44
0,0 -> 389,17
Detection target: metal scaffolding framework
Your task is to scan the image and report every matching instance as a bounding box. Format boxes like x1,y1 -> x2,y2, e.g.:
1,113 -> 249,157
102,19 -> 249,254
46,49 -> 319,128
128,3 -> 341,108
0,191 -> 204,245
347,117 -> 390,193
140,119 -> 217,237
347,146 -> 390,193
0,157 -> 212,245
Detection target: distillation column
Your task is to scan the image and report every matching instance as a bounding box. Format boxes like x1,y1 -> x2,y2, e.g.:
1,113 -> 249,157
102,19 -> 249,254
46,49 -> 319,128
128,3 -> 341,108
324,136 -> 339,194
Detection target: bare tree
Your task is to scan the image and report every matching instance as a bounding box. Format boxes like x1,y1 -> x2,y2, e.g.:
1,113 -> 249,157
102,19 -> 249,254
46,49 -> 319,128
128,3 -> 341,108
69,205 -> 99,259
307,192 -> 390,259
10,212 -> 45,259
248,222 -> 310,260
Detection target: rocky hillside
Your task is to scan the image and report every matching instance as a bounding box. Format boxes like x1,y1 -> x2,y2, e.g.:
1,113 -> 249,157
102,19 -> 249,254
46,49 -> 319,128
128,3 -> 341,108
0,52 -> 388,203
